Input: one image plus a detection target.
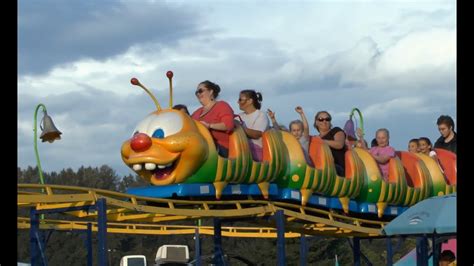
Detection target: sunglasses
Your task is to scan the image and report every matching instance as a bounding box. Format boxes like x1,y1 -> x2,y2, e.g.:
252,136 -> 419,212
195,88 -> 206,95
317,117 -> 331,122
238,98 -> 248,102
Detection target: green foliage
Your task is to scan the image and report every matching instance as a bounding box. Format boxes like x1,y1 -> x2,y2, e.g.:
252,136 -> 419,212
17,166 -> 416,265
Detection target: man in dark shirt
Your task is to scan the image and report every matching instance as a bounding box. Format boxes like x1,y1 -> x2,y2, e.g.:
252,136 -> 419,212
434,115 -> 456,154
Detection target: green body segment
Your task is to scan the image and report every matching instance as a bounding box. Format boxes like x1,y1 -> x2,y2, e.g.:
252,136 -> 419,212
182,122 -> 455,208
353,148 -> 383,203
416,154 -> 445,196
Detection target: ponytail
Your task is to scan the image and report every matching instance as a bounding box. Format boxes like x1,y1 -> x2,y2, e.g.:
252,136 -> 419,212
240,89 -> 263,110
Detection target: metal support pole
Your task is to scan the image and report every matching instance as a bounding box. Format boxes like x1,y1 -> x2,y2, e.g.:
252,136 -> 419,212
213,218 -> 224,265
195,227 -> 201,266
432,234 -> 440,266
392,236 -> 405,255
35,231 -> 48,266
30,208 -> 41,266
386,237 -> 393,266
87,223 -> 93,266
300,234 -> 307,266
97,198 -> 108,266
30,208 -> 48,266
353,237 -> 361,266
416,236 -> 428,266
44,230 -> 53,246
275,210 -> 286,266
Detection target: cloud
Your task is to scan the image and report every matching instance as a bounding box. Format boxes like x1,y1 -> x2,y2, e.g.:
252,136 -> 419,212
18,2 -> 456,176
18,35 -> 291,99
394,7 -> 455,30
363,98 -> 433,119
377,28 -> 455,70
18,1 -> 203,75
267,26 -> 455,97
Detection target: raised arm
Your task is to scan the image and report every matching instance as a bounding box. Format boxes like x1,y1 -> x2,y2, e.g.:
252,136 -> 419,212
267,109 -> 281,130
356,127 -> 368,149
295,106 -> 309,138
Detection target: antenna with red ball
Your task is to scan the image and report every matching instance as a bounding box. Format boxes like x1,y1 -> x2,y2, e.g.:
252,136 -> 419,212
130,77 -> 162,111
167,70 -> 173,108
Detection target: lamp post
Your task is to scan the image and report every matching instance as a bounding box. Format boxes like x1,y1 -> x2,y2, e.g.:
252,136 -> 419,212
343,107 -> 364,141
350,108 -> 364,136
33,103 -> 62,187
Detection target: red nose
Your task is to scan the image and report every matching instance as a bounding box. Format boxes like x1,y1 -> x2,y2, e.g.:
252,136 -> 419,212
130,133 -> 152,152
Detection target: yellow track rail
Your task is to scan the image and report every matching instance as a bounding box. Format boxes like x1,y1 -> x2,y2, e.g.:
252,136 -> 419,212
18,184 -> 387,237
17,217 -> 303,238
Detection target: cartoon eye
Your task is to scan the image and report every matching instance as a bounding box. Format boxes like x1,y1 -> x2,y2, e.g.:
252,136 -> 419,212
132,115 -> 154,137
152,128 -> 165,139
132,111 -> 183,139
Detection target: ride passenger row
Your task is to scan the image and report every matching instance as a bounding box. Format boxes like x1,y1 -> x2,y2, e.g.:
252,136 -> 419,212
184,80 -> 455,185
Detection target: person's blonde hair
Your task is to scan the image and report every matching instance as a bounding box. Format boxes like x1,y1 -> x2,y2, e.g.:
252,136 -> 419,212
376,128 -> 390,138
289,120 -> 304,131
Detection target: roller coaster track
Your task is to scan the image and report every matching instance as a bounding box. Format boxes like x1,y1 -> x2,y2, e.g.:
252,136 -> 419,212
17,217 -> 304,238
18,184 -> 387,238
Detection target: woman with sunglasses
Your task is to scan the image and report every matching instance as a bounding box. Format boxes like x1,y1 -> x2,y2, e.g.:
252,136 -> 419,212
191,80 -> 235,157
237,90 -> 270,161
314,111 -> 347,176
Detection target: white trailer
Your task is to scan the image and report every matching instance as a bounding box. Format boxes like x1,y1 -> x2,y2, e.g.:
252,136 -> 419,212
119,255 -> 147,266
155,245 -> 190,265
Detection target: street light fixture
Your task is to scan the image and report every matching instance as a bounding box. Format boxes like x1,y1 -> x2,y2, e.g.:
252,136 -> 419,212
34,103 -> 62,186
343,107 -> 364,141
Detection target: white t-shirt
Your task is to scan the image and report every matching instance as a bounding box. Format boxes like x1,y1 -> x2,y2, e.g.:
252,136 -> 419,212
299,135 -> 312,164
299,135 -> 310,155
238,109 -> 270,147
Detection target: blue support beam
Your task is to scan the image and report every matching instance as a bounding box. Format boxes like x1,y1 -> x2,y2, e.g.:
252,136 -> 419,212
30,208 -> 49,266
29,204 -> 99,266
386,237 -> 393,266
35,231 -> 48,266
300,234 -> 307,266
44,230 -> 53,245
353,237 -> 361,266
392,236 -> 405,255
195,227 -> 201,266
86,223 -> 93,266
97,198 -> 108,266
416,236 -> 428,266
432,234 -> 440,266
213,218 -> 225,265
30,208 -> 42,266
275,210 -> 286,266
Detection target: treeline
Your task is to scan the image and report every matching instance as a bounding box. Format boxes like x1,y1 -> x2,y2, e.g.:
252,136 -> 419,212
17,166 -> 415,265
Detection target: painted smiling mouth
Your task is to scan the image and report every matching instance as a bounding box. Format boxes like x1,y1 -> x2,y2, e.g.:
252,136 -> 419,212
130,160 -> 178,180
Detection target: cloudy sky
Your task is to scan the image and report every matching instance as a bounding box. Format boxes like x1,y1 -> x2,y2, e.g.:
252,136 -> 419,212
18,0 -> 456,177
